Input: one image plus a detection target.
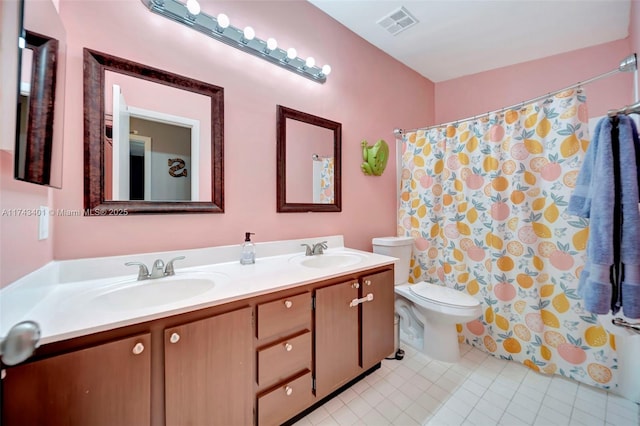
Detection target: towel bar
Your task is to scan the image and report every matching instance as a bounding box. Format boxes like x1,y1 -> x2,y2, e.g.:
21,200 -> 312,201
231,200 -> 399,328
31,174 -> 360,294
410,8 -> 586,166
612,317 -> 640,333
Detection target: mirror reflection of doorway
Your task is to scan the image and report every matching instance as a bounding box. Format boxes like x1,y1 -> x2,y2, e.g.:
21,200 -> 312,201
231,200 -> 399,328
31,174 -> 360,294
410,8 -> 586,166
129,118 -> 192,201
129,136 -> 151,201
110,84 -> 198,202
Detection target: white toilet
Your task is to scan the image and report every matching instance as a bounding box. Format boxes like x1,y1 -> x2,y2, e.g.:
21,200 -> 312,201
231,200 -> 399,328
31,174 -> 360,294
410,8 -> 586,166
599,312 -> 640,403
372,236 -> 482,363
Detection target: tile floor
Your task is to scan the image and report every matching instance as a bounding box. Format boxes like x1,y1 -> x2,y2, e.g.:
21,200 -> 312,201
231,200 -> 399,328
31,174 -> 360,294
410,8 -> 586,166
294,343 -> 640,426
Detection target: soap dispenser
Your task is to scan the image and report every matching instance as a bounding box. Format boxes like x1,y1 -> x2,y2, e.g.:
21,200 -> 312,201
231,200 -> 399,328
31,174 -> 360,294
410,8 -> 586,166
240,232 -> 256,265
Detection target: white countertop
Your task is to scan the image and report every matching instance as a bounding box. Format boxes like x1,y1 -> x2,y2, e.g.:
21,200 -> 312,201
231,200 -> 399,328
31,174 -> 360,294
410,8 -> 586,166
0,235 -> 396,345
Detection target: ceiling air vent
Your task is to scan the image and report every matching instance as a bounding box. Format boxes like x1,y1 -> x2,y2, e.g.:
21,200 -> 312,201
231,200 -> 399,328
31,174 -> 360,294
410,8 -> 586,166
376,6 -> 418,36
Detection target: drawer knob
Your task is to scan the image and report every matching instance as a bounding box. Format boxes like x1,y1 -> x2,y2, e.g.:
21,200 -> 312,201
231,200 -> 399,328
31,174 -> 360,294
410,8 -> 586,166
352,282 -> 359,289
170,333 -> 180,344
284,300 -> 293,309
285,386 -> 293,396
132,342 -> 145,355
284,343 -> 293,352
365,279 -> 372,286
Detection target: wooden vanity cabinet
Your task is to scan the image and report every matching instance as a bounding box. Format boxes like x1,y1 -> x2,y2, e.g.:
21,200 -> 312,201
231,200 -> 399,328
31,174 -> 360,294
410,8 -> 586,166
360,269 -> 395,370
1,265 -> 394,426
0,306 -> 253,426
255,292 -> 313,426
1,333 -> 151,426
315,269 -> 395,399
164,306 -> 253,426
315,279 -> 360,398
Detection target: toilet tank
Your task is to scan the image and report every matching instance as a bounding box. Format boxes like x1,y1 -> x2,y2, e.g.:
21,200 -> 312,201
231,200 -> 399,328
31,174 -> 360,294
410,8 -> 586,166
372,237 -> 414,285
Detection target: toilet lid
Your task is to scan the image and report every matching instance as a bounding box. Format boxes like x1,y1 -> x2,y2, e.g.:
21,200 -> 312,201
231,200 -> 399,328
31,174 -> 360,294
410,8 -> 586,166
409,282 -> 480,307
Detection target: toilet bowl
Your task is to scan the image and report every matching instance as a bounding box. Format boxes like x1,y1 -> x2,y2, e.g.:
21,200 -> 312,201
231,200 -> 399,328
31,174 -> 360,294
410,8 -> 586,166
599,312 -> 640,403
372,237 -> 482,363
395,283 -> 481,362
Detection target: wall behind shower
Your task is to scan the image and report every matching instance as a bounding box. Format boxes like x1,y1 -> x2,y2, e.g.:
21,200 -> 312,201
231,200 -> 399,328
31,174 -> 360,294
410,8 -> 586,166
435,38 -> 636,123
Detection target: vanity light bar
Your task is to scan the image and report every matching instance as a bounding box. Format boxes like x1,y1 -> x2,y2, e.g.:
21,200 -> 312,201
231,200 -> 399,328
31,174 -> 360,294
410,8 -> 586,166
140,0 -> 330,84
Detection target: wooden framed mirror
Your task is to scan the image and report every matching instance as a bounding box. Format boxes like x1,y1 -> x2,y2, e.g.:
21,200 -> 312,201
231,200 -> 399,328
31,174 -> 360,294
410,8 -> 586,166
83,48 -> 224,215
276,105 -> 341,213
14,0 -> 66,188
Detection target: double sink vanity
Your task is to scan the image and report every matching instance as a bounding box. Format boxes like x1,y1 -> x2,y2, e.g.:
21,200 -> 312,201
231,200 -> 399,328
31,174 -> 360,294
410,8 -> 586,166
0,235 -> 396,425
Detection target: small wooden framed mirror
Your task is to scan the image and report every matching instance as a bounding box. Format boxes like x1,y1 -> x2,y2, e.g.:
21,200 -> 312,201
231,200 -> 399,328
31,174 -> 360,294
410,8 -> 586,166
276,105 -> 341,213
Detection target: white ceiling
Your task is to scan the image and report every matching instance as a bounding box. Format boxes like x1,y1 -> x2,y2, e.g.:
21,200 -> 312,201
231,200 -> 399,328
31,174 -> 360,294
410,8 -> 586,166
309,0 -> 632,82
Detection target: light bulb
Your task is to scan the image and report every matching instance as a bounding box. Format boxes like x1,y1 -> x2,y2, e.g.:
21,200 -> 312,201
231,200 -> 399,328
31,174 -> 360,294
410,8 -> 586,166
243,26 -> 255,41
217,13 -> 229,29
305,57 -> 316,68
321,64 -> 332,76
266,37 -> 277,51
286,48 -> 297,60
186,0 -> 200,15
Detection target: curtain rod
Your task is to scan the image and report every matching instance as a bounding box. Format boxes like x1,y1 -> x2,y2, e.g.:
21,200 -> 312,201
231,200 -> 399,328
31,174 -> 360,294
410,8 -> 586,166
607,100 -> 640,117
394,53 -> 638,136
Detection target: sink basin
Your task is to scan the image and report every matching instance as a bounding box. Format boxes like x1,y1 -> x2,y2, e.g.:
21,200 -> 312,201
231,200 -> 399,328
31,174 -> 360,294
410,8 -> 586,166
91,273 -> 222,311
292,252 -> 366,269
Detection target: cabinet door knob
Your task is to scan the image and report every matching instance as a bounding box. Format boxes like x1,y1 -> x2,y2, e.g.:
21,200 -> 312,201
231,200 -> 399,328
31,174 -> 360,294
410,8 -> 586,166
132,342 -> 145,355
170,333 -> 180,344
284,300 -> 293,309
285,386 -> 293,396
284,343 -> 293,352
365,279 -> 372,286
352,282 -> 360,289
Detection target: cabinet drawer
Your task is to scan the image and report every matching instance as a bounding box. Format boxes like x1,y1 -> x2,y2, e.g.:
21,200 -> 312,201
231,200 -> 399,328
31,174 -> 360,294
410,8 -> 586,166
258,331 -> 311,388
257,292 -> 311,339
257,371 -> 313,426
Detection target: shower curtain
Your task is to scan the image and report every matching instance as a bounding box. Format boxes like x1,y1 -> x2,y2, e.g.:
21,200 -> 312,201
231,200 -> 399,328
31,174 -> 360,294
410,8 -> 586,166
398,90 -> 619,390
313,157 -> 335,204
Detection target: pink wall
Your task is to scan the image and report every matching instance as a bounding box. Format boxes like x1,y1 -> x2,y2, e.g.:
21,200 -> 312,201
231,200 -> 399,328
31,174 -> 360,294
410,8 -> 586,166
0,0 -> 58,287
0,153 -> 54,287
436,39 -> 635,124
52,0 -> 434,261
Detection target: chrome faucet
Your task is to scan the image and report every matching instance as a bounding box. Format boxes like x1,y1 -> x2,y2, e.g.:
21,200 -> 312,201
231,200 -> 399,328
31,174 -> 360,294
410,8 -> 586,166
301,241 -> 328,256
125,256 -> 186,280
150,259 -> 165,279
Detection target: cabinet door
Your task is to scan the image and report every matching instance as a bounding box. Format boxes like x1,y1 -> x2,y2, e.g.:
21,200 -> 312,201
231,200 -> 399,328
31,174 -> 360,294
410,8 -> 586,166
2,333 -> 151,426
164,306 -> 253,426
361,269 -> 395,369
314,280 -> 360,398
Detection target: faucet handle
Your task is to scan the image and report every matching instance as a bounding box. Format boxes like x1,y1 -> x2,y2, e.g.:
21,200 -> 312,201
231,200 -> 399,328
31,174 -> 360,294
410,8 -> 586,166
313,241 -> 328,255
301,244 -> 313,256
164,256 -> 186,276
125,262 -> 149,280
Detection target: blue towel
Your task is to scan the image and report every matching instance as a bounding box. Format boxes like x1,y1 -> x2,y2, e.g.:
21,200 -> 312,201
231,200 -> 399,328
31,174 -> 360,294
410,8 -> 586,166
567,118 -> 605,218
619,117 -> 640,318
568,116 -> 640,318
568,118 -> 615,314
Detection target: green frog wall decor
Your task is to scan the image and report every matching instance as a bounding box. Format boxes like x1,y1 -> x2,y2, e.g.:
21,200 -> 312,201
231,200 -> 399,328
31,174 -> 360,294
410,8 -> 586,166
361,139 -> 389,176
